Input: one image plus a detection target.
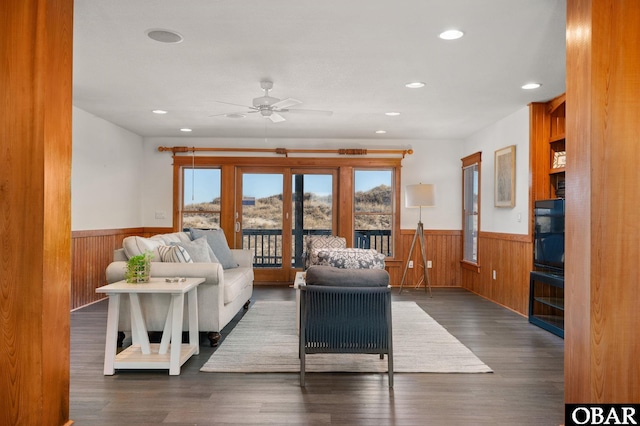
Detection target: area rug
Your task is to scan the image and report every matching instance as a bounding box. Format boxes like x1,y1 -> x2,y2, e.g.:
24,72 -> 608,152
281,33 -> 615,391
200,300 -> 492,373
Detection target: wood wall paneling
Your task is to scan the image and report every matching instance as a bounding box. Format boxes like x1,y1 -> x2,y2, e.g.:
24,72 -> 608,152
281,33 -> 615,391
566,0 -> 640,403
461,233 -> 532,316
70,228 -> 174,310
397,230 -> 462,288
1,0 -> 73,424
70,227 -> 535,316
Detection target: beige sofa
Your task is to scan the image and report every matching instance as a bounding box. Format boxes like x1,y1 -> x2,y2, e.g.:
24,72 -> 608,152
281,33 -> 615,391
105,231 -> 253,347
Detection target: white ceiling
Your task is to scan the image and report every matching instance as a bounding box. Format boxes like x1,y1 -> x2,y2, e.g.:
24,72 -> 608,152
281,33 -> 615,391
73,0 -> 566,140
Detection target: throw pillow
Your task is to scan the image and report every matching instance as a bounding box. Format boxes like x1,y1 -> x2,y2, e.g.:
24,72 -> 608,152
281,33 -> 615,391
317,248 -> 386,269
122,236 -> 162,262
304,235 -> 347,268
190,228 -> 238,269
170,237 -> 212,263
158,245 -> 193,263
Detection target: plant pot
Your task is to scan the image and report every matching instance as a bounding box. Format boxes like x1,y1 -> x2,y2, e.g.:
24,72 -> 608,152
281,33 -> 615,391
126,264 -> 150,283
125,253 -> 152,283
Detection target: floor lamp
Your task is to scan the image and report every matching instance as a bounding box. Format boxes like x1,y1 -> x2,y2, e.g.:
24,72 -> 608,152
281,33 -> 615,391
399,183 -> 435,296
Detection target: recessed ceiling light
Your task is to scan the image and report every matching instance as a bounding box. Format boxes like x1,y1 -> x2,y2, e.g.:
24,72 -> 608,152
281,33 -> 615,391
522,83 -> 542,90
375,130 -> 387,134
405,82 -> 425,89
146,29 -> 183,44
385,112 -> 401,116
180,128 -> 192,132
152,109 -> 168,114
439,29 -> 464,40
225,113 -> 246,119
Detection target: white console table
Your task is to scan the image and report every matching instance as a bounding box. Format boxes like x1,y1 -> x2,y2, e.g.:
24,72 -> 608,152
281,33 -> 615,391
96,277 -> 204,376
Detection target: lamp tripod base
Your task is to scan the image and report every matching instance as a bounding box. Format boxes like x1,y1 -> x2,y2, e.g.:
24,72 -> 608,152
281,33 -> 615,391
398,221 -> 432,297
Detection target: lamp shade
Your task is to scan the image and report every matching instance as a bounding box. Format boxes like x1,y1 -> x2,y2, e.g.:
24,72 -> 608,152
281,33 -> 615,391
405,183 -> 436,208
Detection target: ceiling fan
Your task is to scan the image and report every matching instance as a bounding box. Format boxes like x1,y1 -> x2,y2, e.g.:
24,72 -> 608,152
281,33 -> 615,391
211,80 -> 333,123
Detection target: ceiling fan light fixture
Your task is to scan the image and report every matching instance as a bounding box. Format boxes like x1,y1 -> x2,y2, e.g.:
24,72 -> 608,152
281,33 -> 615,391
439,29 -> 464,40
253,96 -> 280,107
146,29 -> 183,44
522,82 -> 542,90
405,82 -> 425,89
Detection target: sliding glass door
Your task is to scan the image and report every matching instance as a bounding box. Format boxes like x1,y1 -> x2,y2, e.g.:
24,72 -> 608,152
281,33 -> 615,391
236,167 -> 336,282
291,171 -> 336,268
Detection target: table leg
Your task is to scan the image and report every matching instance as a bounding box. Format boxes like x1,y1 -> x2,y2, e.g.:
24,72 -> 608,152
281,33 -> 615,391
169,293 -> 185,375
159,297 -> 174,355
129,293 -> 151,355
188,287 -> 199,355
103,294 -> 120,375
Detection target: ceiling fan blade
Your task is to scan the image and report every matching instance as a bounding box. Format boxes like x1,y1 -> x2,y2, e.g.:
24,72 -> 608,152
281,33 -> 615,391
209,110 -> 257,117
271,98 -> 302,109
216,100 -> 257,110
282,108 -> 333,116
268,112 -> 286,123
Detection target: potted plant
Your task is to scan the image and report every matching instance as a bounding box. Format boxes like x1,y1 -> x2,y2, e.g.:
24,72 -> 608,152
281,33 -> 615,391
124,251 -> 152,283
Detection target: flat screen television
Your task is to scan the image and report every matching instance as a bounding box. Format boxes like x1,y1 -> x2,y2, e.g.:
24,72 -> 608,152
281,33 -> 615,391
533,199 -> 565,274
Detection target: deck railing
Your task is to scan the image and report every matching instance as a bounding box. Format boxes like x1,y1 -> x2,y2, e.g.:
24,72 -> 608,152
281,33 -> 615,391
242,228 -> 392,268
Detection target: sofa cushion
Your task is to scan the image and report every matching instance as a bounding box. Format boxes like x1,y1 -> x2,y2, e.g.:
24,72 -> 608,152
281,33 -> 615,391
158,245 -> 193,263
304,235 -> 347,268
170,237 -> 212,263
222,267 -> 253,304
150,232 -> 191,245
317,248 -> 385,269
190,228 -> 238,269
305,265 -> 389,287
122,236 -> 163,261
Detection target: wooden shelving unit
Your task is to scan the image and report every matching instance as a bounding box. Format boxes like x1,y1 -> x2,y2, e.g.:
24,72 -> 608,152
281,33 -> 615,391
531,93 -> 566,201
529,271 -> 564,337
529,93 -> 566,337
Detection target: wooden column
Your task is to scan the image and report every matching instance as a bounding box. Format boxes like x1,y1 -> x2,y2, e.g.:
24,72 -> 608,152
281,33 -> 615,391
0,1 -> 73,425
566,0 -> 640,403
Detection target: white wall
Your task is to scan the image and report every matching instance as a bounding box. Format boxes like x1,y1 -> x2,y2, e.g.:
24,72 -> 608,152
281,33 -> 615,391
400,140 -> 464,230
142,137 -> 464,230
71,108 -> 529,234
72,107 -> 144,230
462,106 -> 530,235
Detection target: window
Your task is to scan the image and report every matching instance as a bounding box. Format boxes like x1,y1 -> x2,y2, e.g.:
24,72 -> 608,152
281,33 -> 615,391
461,152 -> 481,269
354,169 -> 394,256
181,168 -> 221,229
172,155 -> 403,280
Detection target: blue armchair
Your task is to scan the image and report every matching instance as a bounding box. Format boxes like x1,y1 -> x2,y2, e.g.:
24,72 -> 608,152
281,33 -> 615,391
299,267 -> 393,388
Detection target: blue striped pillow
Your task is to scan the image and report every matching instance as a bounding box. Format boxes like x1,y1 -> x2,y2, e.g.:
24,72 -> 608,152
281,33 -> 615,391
158,245 -> 193,263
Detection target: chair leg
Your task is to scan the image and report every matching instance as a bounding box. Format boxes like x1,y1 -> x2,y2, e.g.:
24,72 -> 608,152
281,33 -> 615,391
300,351 -> 306,386
388,351 -> 394,389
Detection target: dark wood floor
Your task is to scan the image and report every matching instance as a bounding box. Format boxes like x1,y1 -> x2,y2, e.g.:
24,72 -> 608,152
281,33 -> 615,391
70,286 -> 564,425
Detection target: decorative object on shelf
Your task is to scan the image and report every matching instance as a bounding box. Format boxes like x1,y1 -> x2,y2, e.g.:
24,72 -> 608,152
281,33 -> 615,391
124,251 -> 152,283
494,145 -> 516,208
555,179 -> 566,198
399,183 -> 436,296
552,151 -> 566,169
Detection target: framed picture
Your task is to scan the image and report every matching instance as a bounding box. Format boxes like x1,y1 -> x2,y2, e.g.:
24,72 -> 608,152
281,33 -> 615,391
552,151 -> 566,169
494,145 -> 516,208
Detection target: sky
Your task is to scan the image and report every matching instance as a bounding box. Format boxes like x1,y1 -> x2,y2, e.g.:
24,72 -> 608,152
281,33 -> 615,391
184,169 -> 391,204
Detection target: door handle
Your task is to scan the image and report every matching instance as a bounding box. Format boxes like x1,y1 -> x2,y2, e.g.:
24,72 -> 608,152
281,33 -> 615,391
235,222 -> 240,233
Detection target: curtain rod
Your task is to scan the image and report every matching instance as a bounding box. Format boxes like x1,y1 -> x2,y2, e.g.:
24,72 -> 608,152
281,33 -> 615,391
157,146 -> 413,158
